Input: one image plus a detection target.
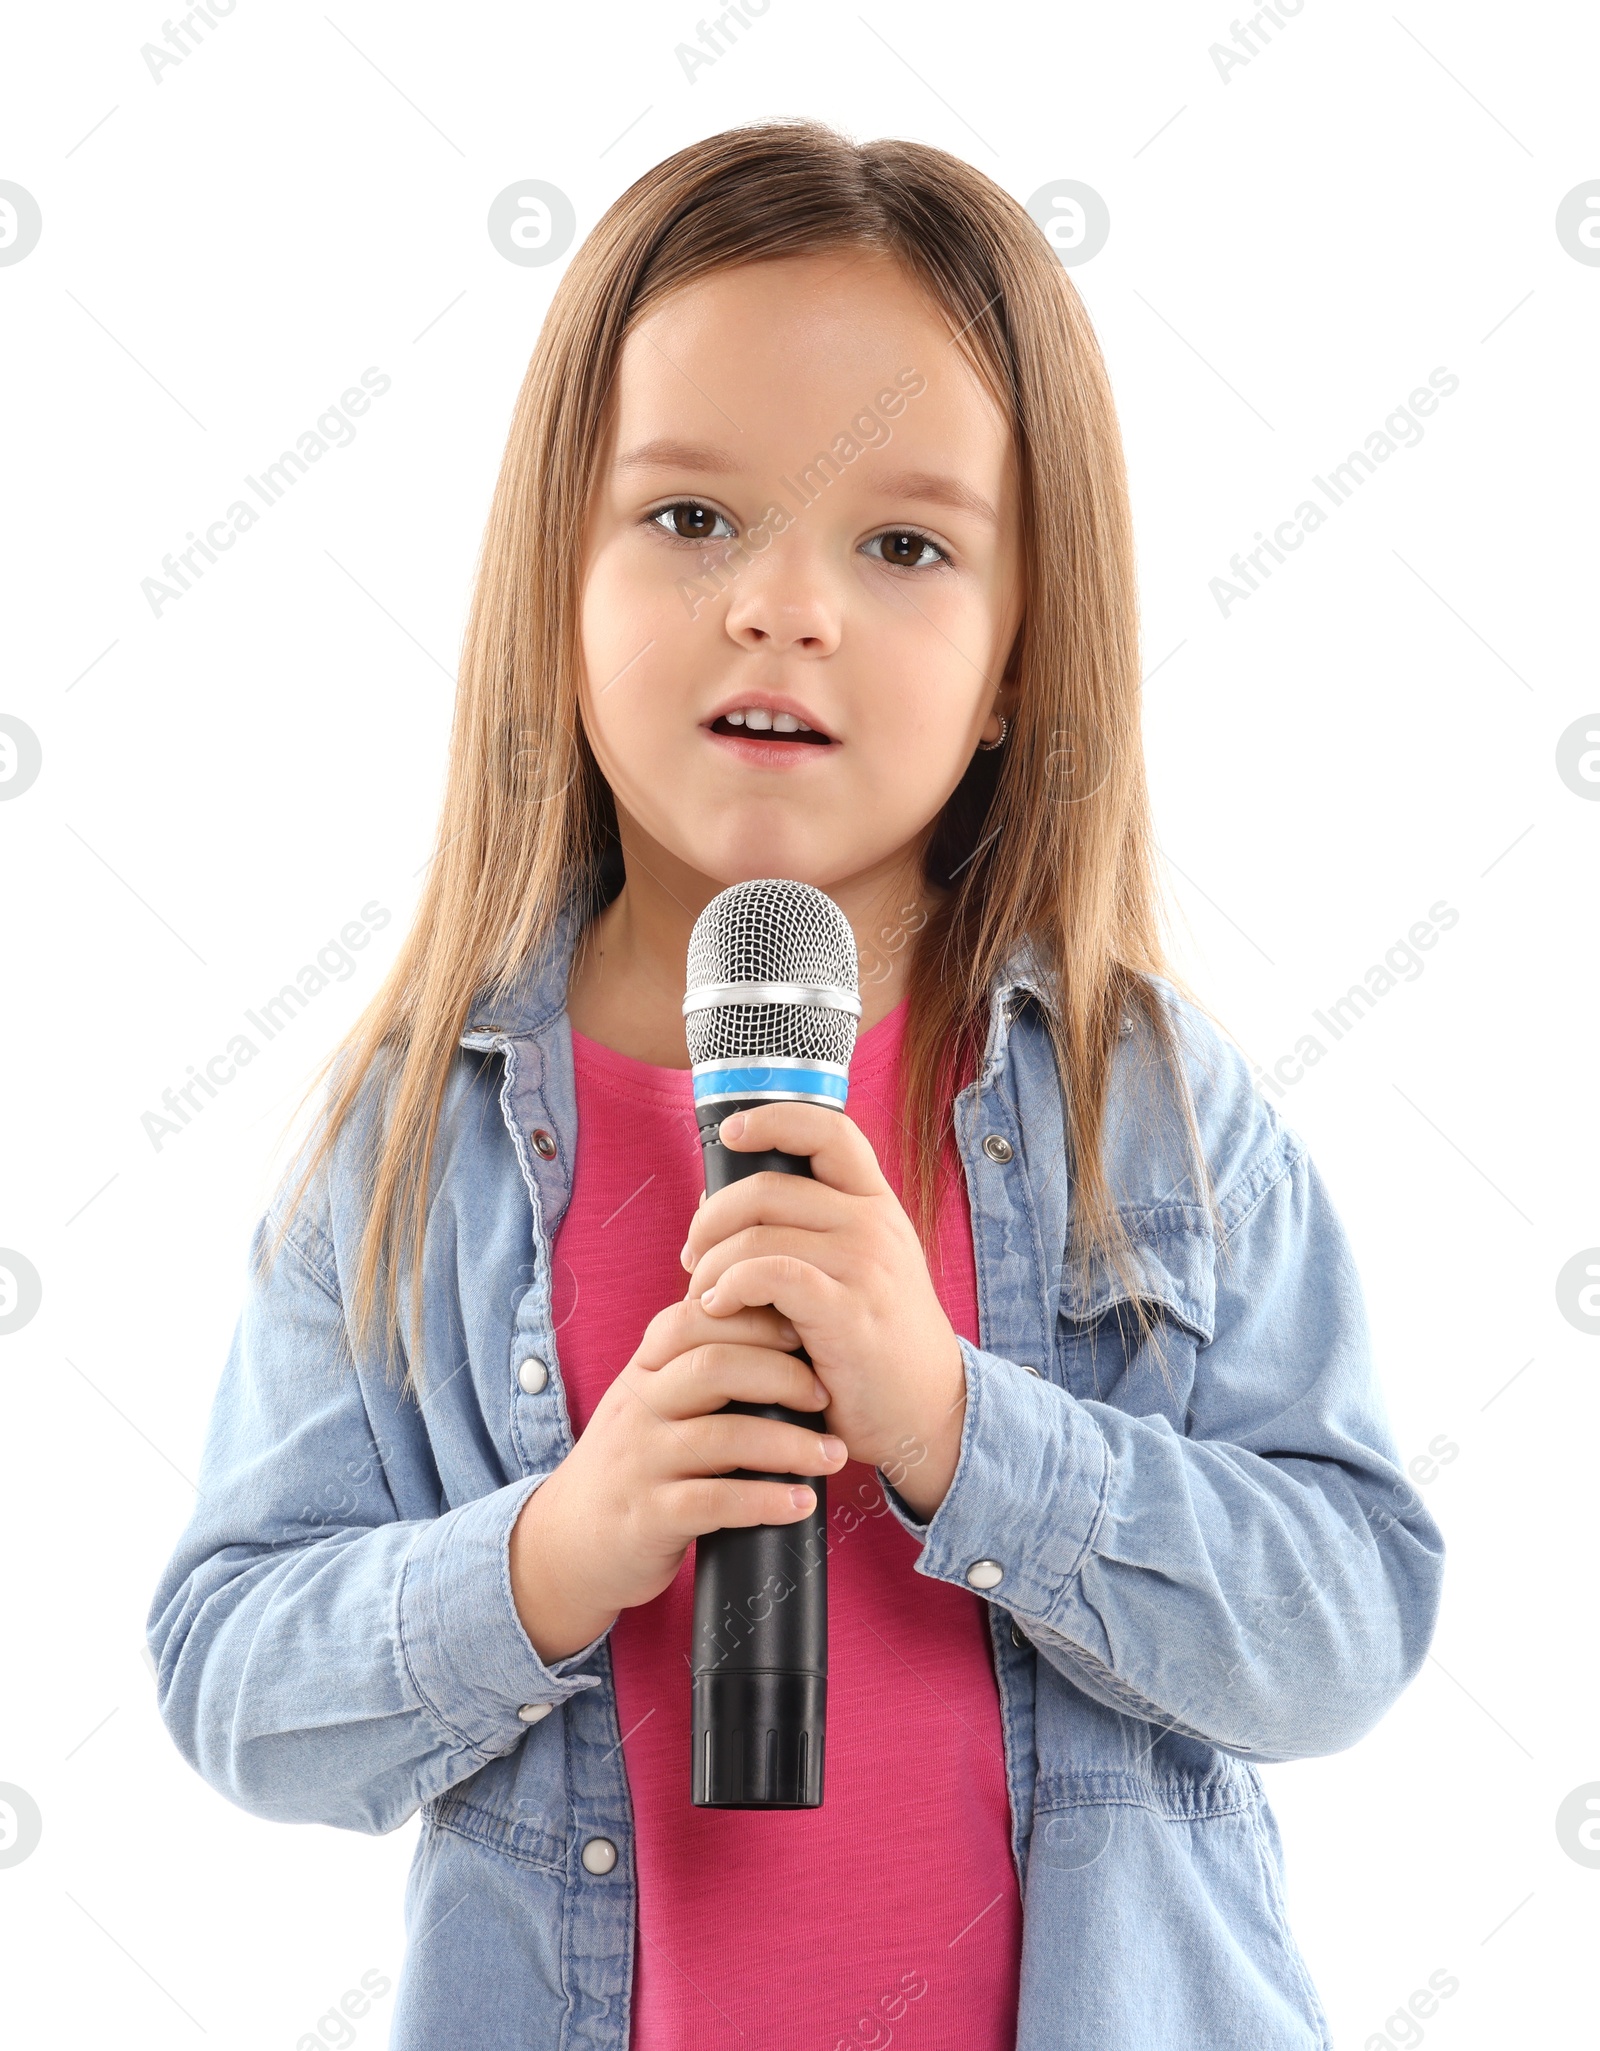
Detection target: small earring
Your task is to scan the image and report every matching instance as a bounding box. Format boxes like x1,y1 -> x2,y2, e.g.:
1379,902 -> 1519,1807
977,714 -> 1008,753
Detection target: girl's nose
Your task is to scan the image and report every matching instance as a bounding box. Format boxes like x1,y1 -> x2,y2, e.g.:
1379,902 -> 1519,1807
721,548 -> 842,658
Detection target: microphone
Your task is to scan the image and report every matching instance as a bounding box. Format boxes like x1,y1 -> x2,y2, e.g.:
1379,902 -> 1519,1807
683,878 -> 862,1808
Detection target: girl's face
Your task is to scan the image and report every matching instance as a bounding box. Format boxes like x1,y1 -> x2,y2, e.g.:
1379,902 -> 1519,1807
579,249 -> 1024,899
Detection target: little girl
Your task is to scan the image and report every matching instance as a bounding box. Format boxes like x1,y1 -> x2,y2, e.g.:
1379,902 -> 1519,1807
148,121 -> 1445,2051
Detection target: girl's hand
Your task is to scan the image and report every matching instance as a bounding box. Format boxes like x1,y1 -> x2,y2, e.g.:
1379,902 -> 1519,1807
508,1297 -> 847,1664
679,1105 -> 968,1522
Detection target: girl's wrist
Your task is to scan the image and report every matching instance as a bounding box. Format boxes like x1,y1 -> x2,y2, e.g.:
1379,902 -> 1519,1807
886,1401 -> 965,1522
509,1482 -> 618,1665
877,1339 -> 969,1522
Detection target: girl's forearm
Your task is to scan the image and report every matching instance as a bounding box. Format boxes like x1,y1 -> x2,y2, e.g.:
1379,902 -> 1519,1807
878,1149 -> 1445,1763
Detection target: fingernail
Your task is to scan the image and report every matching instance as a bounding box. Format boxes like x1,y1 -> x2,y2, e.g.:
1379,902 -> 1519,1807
700,1287 -> 718,1310
719,1112 -> 745,1142
789,1486 -> 815,1509
679,1243 -> 692,1271
820,1436 -> 847,1461
777,1319 -> 800,1344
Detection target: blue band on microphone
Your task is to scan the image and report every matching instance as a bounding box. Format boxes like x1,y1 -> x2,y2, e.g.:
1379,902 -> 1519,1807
691,1059 -> 849,1108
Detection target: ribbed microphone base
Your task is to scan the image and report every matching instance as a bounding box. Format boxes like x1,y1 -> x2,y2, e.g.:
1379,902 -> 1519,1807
691,1671 -> 826,1808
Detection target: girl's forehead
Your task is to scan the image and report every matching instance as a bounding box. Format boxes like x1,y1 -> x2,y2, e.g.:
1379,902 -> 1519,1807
609,255 -> 1014,470
636,246 -> 927,317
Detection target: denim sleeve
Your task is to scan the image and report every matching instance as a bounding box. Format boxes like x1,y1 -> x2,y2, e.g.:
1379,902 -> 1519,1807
146,1201 -> 608,1836
877,1142 -> 1446,1763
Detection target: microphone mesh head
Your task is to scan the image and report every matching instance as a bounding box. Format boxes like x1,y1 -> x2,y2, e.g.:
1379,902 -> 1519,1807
686,879 -> 861,1067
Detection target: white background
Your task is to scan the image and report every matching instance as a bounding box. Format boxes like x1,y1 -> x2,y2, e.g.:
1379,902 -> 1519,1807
2,1 -> 1597,2045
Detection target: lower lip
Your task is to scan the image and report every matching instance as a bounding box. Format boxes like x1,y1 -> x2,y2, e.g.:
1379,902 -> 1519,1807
703,726 -> 836,766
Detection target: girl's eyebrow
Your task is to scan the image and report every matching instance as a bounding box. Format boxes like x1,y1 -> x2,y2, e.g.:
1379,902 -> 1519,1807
614,437 -> 740,475
868,468 -> 999,526
616,438 -> 998,526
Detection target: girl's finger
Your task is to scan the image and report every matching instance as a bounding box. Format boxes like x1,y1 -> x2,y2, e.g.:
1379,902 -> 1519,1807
656,1475 -> 822,1541
680,1170 -> 850,1272
685,1224 -> 844,1304
675,1411 -> 847,1480
635,1296 -> 799,1371
716,1105 -> 889,1198
697,1252 -> 843,1325
648,1341 -> 828,1421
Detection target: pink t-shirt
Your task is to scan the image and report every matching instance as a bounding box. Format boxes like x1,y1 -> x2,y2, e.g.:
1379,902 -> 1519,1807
552,997 -> 1022,2051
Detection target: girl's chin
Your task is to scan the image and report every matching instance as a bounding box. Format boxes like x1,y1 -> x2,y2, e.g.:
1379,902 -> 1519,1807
656,824 -> 860,886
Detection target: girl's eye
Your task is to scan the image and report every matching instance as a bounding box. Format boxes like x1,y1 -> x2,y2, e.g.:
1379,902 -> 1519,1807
649,500 -> 735,544
862,528 -> 948,571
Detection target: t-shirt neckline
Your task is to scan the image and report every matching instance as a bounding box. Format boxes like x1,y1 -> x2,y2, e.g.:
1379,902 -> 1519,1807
569,993 -> 909,1097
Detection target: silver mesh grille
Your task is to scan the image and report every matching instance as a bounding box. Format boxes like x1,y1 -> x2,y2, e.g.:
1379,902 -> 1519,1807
685,880 -> 861,1067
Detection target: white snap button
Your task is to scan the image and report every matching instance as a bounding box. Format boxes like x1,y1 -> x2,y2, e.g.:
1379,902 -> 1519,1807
966,1559 -> 1005,1590
517,1702 -> 553,1724
518,1358 -> 548,1394
581,1836 -> 618,1875
981,1134 -> 1013,1164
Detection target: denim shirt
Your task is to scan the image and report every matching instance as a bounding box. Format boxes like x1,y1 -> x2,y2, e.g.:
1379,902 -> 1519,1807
147,906 -> 1445,2051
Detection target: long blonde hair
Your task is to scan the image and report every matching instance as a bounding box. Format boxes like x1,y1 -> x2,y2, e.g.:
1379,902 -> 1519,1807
261,118 -> 1227,1383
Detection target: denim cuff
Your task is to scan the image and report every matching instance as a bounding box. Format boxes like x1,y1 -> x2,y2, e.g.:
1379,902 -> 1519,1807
876,1337 -> 1111,1624
398,1471 -> 609,1757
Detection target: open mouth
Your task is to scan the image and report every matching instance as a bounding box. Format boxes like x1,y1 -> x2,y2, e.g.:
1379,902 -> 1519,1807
708,711 -> 832,746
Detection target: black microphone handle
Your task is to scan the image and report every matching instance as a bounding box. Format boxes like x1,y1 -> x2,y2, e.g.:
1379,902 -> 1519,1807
690,1097 -> 832,1808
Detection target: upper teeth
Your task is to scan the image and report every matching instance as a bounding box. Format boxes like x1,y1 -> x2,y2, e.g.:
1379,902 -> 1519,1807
724,709 -> 810,732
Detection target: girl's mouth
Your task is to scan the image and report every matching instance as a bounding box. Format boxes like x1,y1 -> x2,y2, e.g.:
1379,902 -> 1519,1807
708,710 -> 833,746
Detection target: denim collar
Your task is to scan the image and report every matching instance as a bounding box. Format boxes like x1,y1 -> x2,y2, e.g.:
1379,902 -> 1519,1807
460,891 -> 595,1045
459,890 -> 1058,1055
458,899 -> 1219,1342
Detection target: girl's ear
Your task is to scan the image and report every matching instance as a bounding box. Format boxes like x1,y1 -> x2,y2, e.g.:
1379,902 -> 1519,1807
995,632 -> 1023,714
983,640 -> 1021,743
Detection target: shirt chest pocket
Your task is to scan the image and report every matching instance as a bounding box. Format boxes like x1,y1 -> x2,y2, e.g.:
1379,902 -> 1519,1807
1051,1222 -> 1215,1424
